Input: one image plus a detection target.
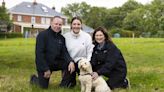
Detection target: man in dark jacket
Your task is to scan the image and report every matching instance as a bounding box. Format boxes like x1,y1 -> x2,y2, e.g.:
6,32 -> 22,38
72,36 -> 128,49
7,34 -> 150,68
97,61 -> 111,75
30,16 -> 75,89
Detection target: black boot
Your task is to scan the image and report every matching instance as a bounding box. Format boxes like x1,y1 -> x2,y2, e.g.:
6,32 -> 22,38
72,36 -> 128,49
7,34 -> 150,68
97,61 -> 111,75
122,78 -> 129,89
30,74 -> 39,85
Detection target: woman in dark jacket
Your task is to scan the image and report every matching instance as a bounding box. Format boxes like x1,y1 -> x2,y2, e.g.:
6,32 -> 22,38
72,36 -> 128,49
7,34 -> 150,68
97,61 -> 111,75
91,26 -> 129,90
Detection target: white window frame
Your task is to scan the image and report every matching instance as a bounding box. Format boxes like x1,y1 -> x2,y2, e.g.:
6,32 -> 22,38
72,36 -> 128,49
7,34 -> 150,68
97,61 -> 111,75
31,16 -> 36,24
45,18 -> 50,24
41,17 -> 46,24
17,15 -> 22,22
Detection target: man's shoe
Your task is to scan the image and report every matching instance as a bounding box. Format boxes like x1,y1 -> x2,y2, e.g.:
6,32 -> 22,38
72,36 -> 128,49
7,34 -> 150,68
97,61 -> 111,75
30,74 -> 39,85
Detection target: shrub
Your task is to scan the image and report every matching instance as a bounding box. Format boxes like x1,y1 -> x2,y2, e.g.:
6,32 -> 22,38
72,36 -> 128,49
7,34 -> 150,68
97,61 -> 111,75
0,32 -> 23,38
109,28 -> 141,37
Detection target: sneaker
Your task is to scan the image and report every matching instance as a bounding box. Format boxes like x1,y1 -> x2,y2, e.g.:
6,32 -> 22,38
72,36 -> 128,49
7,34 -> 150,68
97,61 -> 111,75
123,78 -> 130,89
30,74 -> 39,85
59,81 -> 76,88
126,78 -> 131,89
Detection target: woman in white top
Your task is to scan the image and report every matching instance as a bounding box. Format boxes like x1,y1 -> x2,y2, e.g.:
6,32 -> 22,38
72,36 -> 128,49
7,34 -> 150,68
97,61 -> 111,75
63,16 -> 94,87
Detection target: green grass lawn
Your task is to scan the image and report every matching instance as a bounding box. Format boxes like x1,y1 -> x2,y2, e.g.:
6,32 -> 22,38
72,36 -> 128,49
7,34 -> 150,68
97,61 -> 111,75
0,38 -> 164,92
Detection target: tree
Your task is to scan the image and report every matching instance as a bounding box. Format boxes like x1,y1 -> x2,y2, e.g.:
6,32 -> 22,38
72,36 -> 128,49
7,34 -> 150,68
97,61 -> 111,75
120,0 -> 143,13
141,0 -> 164,35
61,2 -> 109,29
0,6 -> 10,22
103,0 -> 143,30
0,6 -> 12,31
61,2 -> 91,23
104,7 -> 123,29
123,8 -> 146,32
85,7 -> 108,29
159,16 -> 164,31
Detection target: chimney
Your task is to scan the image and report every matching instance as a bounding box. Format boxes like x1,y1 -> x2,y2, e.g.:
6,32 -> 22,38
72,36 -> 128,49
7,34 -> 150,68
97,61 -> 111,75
33,0 -> 37,5
52,6 -> 55,10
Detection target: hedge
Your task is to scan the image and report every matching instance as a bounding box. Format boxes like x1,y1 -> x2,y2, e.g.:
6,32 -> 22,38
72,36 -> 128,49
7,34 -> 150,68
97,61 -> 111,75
0,32 -> 23,38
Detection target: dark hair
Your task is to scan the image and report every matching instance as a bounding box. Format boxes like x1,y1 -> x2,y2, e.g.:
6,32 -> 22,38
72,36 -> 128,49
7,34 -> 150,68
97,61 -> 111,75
92,26 -> 113,44
70,16 -> 82,29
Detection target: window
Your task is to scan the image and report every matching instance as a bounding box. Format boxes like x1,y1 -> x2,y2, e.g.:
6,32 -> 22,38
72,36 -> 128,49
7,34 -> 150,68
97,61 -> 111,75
31,16 -> 35,24
41,6 -> 48,12
41,17 -> 46,24
27,5 -> 31,8
41,17 -> 50,24
46,18 -> 50,24
17,15 -> 22,22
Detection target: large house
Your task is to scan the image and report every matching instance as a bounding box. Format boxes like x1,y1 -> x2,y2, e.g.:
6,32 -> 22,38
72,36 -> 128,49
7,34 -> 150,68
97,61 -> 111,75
8,1 -> 93,37
8,1 -> 69,37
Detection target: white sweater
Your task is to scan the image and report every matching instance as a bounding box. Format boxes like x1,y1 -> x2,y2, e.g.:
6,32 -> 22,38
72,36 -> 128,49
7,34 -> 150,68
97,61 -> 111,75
63,30 -> 94,63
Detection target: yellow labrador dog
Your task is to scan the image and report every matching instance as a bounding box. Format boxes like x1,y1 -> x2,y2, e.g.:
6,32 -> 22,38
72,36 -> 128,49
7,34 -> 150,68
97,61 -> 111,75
78,58 -> 111,92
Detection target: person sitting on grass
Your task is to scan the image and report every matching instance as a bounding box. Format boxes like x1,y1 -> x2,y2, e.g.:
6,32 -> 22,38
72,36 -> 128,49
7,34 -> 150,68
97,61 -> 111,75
90,26 -> 129,90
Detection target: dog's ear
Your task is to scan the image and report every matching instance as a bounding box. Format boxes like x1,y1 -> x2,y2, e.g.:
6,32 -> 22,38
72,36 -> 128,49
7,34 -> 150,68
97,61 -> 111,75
78,59 -> 82,69
77,59 -> 82,64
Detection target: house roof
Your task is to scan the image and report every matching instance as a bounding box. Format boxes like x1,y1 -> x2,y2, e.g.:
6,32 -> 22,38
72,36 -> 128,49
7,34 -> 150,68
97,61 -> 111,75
9,2 -> 66,18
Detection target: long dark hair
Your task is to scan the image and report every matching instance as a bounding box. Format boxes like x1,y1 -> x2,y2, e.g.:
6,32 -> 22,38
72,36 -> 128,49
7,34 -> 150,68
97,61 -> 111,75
92,26 -> 113,44
70,16 -> 82,29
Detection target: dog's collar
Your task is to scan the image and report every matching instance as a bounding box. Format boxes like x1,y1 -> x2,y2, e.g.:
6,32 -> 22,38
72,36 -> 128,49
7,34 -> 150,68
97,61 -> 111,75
80,73 -> 92,76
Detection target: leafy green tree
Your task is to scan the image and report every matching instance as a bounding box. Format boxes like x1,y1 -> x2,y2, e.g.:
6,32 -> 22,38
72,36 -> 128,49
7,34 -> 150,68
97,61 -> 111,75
61,0 -> 163,37
123,8 -> 146,32
104,0 -> 143,30
144,0 -> 164,35
159,16 -> 164,31
85,7 -> 108,29
104,7 -> 122,29
61,2 -> 91,23
0,6 -> 12,31
61,2 -> 109,29
118,0 -> 143,27
0,6 -> 10,22
120,0 -> 143,13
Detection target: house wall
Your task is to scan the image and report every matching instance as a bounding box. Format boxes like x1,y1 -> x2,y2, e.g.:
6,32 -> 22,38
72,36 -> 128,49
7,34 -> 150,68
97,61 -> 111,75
22,15 -> 31,23
14,25 -> 21,32
12,14 -> 68,25
11,14 -> 68,37
12,14 -> 17,22
12,14 -> 42,24
35,16 -> 41,24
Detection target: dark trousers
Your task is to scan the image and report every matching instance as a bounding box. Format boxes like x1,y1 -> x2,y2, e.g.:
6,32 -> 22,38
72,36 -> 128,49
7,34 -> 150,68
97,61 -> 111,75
106,75 -> 128,90
31,60 -> 76,89
93,64 -> 128,90
66,62 -> 79,87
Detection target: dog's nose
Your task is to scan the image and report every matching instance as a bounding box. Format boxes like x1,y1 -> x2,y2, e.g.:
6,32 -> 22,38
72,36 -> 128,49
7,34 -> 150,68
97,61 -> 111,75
80,65 -> 83,68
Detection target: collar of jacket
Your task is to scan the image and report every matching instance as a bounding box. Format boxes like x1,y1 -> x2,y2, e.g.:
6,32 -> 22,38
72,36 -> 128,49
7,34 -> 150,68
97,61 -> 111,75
95,41 -> 113,51
70,29 -> 82,38
48,26 -> 62,35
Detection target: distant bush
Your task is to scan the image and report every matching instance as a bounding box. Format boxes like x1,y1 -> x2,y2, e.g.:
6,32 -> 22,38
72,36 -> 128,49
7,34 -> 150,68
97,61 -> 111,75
0,32 -> 23,38
109,28 -> 141,37
120,30 -> 133,37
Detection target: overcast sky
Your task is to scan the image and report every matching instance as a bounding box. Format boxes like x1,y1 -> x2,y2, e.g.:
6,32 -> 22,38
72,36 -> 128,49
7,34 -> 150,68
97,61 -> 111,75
0,0 -> 153,12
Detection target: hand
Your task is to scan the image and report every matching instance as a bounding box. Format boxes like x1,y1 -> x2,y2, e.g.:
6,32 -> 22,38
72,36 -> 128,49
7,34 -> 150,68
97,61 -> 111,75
44,70 -> 51,79
91,72 -> 99,80
68,61 -> 75,74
